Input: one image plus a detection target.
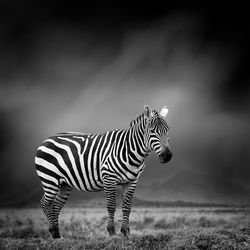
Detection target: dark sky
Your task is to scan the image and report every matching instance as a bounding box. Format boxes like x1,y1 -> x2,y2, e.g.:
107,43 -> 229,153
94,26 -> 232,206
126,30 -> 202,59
0,1 -> 250,203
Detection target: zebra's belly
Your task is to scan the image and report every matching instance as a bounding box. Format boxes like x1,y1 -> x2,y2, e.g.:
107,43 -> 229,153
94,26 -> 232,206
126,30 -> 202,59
81,186 -> 104,192
61,177 -> 104,192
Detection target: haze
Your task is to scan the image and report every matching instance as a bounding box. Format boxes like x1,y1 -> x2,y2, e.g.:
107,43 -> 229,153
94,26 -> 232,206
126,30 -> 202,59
0,2 -> 249,204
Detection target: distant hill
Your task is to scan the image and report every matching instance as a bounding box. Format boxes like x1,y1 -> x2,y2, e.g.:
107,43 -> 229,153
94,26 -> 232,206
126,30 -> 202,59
136,170 -> 250,205
0,185 -> 147,208
1,170 -> 249,208
0,188 -> 106,208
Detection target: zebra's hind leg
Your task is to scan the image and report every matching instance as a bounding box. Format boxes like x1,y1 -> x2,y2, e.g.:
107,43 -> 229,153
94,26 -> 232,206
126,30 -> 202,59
40,188 -> 60,239
103,176 -> 117,237
52,183 -> 73,238
121,180 -> 137,238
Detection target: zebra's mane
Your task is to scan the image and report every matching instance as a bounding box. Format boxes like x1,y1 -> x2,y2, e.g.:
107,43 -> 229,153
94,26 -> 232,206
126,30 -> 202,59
129,113 -> 145,127
129,110 -> 158,127
156,116 -> 169,129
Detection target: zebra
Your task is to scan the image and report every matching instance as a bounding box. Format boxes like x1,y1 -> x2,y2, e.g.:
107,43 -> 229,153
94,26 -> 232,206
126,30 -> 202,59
35,105 -> 172,238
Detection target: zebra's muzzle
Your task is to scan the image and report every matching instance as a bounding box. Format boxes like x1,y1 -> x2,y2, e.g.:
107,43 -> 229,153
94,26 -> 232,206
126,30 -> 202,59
158,148 -> 172,163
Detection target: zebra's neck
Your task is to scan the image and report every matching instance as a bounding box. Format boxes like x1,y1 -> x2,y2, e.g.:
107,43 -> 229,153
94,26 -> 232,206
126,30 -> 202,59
126,114 -> 149,166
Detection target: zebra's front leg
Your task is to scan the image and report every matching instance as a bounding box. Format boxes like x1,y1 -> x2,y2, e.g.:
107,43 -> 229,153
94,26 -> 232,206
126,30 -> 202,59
103,177 -> 117,237
121,180 -> 137,238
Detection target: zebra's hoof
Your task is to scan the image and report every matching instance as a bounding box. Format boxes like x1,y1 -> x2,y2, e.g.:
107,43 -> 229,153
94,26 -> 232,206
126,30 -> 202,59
107,224 -> 116,236
121,227 -> 130,239
52,233 -> 61,239
49,226 -> 61,239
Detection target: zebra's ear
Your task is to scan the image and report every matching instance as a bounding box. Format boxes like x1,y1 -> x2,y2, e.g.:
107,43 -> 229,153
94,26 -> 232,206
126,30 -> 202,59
160,106 -> 168,118
144,105 -> 152,119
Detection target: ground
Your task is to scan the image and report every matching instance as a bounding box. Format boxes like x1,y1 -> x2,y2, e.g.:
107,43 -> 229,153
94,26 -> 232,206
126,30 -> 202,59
0,206 -> 249,249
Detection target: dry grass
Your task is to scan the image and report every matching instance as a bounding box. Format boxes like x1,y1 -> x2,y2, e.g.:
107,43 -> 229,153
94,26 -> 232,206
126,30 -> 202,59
0,206 -> 249,249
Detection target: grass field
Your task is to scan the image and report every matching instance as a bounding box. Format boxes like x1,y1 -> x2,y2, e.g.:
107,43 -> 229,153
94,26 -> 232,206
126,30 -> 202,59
0,206 -> 249,249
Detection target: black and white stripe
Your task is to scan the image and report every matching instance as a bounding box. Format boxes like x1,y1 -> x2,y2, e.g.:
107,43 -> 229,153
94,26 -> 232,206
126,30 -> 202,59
35,105 -> 171,238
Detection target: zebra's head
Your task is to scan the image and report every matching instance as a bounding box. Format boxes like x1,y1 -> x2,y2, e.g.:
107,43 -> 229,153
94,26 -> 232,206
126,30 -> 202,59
144,105 -> 172,163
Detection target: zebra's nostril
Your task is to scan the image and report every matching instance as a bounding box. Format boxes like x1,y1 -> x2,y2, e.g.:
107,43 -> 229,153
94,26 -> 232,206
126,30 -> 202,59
158,150 -> 172,163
